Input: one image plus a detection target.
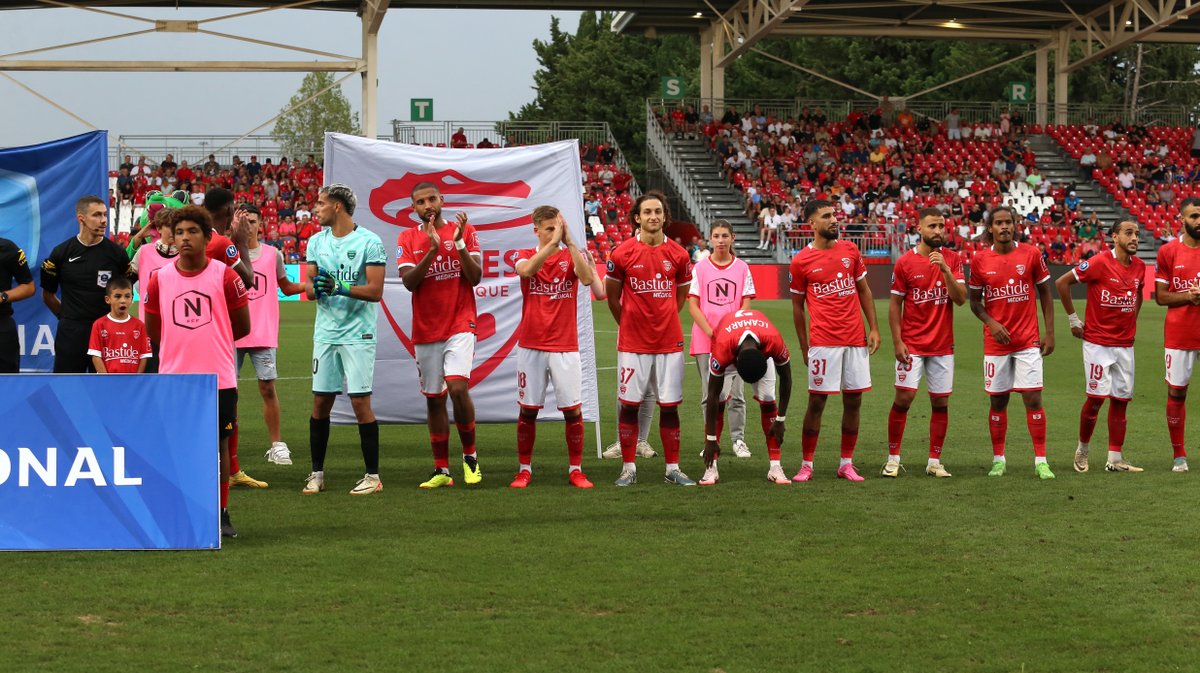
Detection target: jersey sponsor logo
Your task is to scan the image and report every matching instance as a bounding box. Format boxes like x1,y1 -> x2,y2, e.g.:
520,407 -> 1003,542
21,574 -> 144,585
1098,288 -> 1137,311
983,278 -> 1032,303
102,342 -> 141,362
1170,275 -> 1200,291
809,273 -> 857,299
171,290 -> 213,330
97,270 -> 112,288
368,169 -> 532,231
427,255 -> 463,281
527,275 -> 576,300
225,244 -> 238,259
628,274 -> 674,298
910,282 -> 950,305
68,256 -> 83,263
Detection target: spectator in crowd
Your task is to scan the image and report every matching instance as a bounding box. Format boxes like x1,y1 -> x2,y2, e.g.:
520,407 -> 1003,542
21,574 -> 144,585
946,108 -> 962,141
1064,191 -> 1080,211
1077,212 -> 1101,240
451,127 -> 469,148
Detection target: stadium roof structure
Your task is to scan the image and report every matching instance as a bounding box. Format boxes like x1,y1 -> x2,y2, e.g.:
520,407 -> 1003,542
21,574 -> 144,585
4,0 -> 1200,136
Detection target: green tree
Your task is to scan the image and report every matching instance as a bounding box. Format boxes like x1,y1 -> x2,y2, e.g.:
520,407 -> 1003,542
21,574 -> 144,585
272,72 -> 360,158
512,11 -> 698,176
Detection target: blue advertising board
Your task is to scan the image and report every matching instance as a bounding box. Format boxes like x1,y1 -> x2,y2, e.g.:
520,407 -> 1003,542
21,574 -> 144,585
0,374 -> 220,550
0,132 -> 109,371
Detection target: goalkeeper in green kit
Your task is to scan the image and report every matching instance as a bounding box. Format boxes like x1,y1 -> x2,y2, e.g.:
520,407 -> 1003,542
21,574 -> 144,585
302,184 -> 389,496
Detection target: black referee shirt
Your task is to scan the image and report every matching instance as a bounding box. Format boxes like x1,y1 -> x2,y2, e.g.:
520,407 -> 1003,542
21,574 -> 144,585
40,236 -> 133,323
0,237 -> 34,319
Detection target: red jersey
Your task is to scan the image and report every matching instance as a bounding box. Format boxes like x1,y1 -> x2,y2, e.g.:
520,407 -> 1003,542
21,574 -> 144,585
1072,249 -> 1144,347
889,248 -> 964,356
1155,239 -> 1200,350
87,314 -> 152,373
789,240 -> 868,347
606,237 -> 692,354
968,242 -> 1050,355
517,248 -> 578,352
708,310 -> 790,377
395,222 -> 482,344
205,233 -> 241,267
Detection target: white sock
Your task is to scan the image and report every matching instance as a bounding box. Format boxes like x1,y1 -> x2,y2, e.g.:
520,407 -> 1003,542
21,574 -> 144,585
802,460 -> 814,468
887,454 -> 900,464
313,470 -> 324,478
994,455 -> 1006,463
839,457 -> 852,467
519,464 -> 531,473
568,465 -> 581,473
1077,441 -> 1090,451
622,461 -> 636,471
769,459 -> 781,468
1108,451 -> 1123,463
927,458 -> 940,467
1034,456 -> 1047,465
366,473 -> 379,479
665,462 -> 680,473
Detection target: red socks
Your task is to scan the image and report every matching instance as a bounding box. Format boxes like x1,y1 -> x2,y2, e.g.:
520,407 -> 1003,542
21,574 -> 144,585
801,429 -> 819,463
989,410 -> 1007,456
516,415 -> 535,466
229,425 -> 240,474
839,431 -> 858,460
457,422 -> 476,457
431,433 -> 450,469
618,403 -> 640,463
565,415 -> 585,468
759,402 -> 781,461
1079,396 -> 1103,443
1108,399 -> 1128,451
1027,408 -> 1047,458
1168,396 -> 1187,458
887,404 -> 907,456
659,408 -> 681,464
929,407 -> 948,461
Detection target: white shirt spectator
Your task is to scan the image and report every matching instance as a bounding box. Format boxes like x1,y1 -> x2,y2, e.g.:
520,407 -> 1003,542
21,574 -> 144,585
957,222 -> 972,240
295,207 -> 312,221
1118,171 -> 1136,189
943,177 -> 960,193
1081,151 -> 1097,167
900,184 -> 914,202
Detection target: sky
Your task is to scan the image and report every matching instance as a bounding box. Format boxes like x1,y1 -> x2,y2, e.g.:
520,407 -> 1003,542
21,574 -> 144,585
0,7 -> 583,149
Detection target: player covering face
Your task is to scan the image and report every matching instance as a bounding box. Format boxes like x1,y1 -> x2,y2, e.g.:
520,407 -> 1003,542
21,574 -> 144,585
1055,220 -> 1145,474
885,208 -> 967,478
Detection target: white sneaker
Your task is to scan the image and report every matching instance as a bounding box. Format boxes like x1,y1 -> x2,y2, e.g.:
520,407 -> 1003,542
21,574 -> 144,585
1173,457 -> 1189,473
636,441 -> 657,458
302,471 -> 325,495
732,439 -> 752,458
265,441 -> 293,466
766,464 -> 790,484
602,441 -> 623,459
1073,443 -> 1089,473
349,473 -> 382,495
699,463 -> 719,485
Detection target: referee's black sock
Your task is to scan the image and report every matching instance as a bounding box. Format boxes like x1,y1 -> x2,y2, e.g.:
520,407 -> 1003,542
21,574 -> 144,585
310,416 -> 330,472
359,421 -> 380,474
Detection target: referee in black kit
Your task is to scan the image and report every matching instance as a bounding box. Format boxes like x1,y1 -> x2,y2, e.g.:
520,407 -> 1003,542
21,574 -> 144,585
0,236 -> 36,372
40,195 -> 133,373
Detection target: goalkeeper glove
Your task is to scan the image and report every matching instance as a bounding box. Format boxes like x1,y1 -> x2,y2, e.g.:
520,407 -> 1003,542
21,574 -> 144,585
315,267 -> 351,297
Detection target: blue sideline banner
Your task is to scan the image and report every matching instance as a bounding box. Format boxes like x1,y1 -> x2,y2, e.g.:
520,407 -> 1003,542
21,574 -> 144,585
0,131 -> 109,372
0,374 -> 220,551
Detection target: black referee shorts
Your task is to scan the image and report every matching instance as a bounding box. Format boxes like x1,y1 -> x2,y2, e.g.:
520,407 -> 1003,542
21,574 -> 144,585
219,388 -> 238,440
0,316 -> 18,373
53,318 -> 94,373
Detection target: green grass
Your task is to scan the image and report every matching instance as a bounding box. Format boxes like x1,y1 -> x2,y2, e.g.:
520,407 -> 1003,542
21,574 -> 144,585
7,299 -> 1200,673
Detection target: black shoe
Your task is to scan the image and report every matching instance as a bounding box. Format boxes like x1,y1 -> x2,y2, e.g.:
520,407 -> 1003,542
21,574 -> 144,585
220,508 -> 238,539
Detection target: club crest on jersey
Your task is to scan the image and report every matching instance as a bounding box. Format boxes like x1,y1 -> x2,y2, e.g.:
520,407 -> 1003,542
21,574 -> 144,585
663,259 -> 673,272
1016,264 -> 1026,275
97,270 -> 112,288
813,376 -> 824,387
100,328 -> 108,339
226,244 -> 238,259
558,260 -> 569,273
443,241 -> 454,252
841,258 -> 851,269
347,250 -> 357,260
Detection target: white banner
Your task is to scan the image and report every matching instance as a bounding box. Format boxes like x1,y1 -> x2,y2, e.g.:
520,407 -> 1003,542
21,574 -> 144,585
323,133 -> 600,424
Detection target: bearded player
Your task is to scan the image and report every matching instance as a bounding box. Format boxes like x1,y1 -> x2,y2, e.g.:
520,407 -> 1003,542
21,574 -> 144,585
885,208 -> 966,478
699,309 -> 792,485
510,206 -> 595,489
789,199 -> 881,482
968,206 -> 1056,479
1155,197 -> 1200,473
1055,219 -> 1145,473
606,190 -> 695,487
398,181 -> 484,488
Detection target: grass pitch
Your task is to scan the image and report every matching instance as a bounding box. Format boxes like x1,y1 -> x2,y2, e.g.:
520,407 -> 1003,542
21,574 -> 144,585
7,300 -> 1200,673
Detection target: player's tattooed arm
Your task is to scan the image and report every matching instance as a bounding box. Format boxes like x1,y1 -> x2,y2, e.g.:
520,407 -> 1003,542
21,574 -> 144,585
970,286 -> 1011,345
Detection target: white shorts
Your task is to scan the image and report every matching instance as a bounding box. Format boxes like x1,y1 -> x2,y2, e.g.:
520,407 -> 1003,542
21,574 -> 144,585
1082,342 -> 1135,399
617,351 -> 684,406
807,346 -> 872,394
984,347 -> 1043,394
894,354 -> 954,396
517,347 -> 582,410
237,347 -> 277,382
1165,348 -> 1199,389
414,332 -> 475,397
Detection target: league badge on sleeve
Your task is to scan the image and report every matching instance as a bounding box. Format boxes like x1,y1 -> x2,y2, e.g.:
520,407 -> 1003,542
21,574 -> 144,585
226,244 -> 238,259
1078,260 -> 1089,272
